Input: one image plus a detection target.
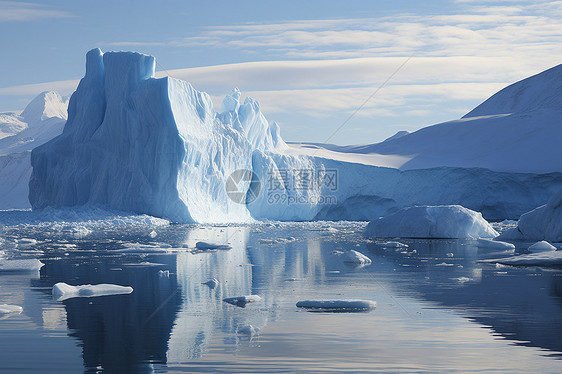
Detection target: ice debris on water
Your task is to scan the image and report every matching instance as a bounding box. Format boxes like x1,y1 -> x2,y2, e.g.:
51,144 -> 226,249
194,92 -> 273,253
158,270 -> 170,278
296,300 -> 376,312
149,230 -> 157,238
52,282 -> 133,301
344,250 -> 372,265
202,278 -> 219,289
380,241 -> 408,248
223,295 -> 261,307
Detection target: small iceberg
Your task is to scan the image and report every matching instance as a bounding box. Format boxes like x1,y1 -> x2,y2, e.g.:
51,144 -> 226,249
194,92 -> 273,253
528,240 -> 556,252
195,241 -> 232,250
52,282 -> 133,301
296,300 -> 376,312
0,304 -> 23,315
0,259 -> 44,272
477,238 -> 515,250
344,250 -> 372,265
223,295 -> 261,307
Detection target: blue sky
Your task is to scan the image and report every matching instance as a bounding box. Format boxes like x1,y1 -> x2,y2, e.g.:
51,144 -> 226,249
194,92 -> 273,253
1,0 -> 561,144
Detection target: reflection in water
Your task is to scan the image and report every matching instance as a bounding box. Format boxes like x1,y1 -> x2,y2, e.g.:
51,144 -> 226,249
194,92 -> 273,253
365,239 -> 562,354
1,223 -> 561,372
37,253 -> 181,373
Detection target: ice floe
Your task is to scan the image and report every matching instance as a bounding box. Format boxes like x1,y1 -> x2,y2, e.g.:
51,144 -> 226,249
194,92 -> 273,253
52,282 -> 133,301
296,300 -> 376,312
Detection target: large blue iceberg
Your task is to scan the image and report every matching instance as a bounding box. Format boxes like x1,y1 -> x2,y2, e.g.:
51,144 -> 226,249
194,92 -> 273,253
29,49 -> 562,223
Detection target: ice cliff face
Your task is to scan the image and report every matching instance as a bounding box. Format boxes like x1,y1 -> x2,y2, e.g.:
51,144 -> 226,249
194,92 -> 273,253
30,49 -> 291,222
28,50 -> 562,222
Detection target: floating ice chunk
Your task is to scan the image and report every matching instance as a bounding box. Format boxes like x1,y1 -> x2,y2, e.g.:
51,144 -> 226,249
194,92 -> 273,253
380,241 -> 408,248
296,299 -> 376,312
195,241 -> 232,250
158,270 -> 170,277
528,240 -> 556,252
52,282 -> 133,301
115,243 -> 170,253
149,230 -> 157,238
482,251 -> 562,267
0,304 -> 23,314
435,262 -> 455,267
237,324 -> 259,336
477,238 -> 516,250
223,295 -> 261,307
0,259 -> 44,271
202,278 -> 219,289
454,277 -> 472,283
446,253 -> 454,258
365,205 -> 498,239
344,250 -> 372,265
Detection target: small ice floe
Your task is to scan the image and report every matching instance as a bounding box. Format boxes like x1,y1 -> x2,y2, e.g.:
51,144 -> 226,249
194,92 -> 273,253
477,238 -> 515,250
237,324 -> 260,336
69,226 -> 92,239
528,240 -> 556,252
149,230 -> 158,238
481,251 -> 562,267
258,237 -> 295,245
16,238 -> 38,248
52,282 -> 133,301
344,250 -> 372,265
195,241 -> 232,250
0,259 -> 44,272
122,261 -> 166,267
435,262 -> 455,267
115,243 -> 170,253
296,299 -> 376,312
158,270 -> 170,278
453,277 -> 472,283
446,253 -> 454,258
380,241 -> 408,249
223,295 -> 261,307
0,304 -> 23,315
202,278 -> 219,289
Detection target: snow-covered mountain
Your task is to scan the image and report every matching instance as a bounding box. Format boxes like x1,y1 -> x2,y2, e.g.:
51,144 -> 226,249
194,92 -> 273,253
292,64 -> 562,174
26,50 -> 562,222
0,92 -> 68,209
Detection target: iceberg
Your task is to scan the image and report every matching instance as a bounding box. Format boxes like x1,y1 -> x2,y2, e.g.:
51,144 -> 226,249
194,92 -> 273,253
52,282 -> 133,301
528,241 -> 557,253
364,205 -> 498,239
223,295 -> 261,307
344,250 -> 372,265
499,189 -> 562,242
26,50 -> 562,223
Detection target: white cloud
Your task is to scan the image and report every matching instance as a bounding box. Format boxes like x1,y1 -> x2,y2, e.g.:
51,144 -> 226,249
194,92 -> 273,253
0,1 -> 73,22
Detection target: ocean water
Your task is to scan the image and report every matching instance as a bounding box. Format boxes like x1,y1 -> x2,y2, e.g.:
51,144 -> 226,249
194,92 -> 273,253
1,220 -> 561,373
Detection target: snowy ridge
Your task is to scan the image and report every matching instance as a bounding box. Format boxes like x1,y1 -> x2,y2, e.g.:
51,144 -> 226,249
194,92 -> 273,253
0,92 -> 68,209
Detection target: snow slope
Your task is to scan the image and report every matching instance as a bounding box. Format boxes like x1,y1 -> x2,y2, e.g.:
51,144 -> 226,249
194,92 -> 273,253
0,92 -> 68,209
27,51 -> 562,222
289,64 -> 562,174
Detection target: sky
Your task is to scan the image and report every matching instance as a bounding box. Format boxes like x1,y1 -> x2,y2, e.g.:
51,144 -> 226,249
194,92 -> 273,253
0,0 -> 561,145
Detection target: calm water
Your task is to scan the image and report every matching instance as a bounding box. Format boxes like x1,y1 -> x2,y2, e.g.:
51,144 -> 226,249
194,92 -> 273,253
1,222 -> 561,373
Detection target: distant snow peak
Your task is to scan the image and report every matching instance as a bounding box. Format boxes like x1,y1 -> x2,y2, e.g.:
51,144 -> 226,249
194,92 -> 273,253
21,91 -> 68,123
